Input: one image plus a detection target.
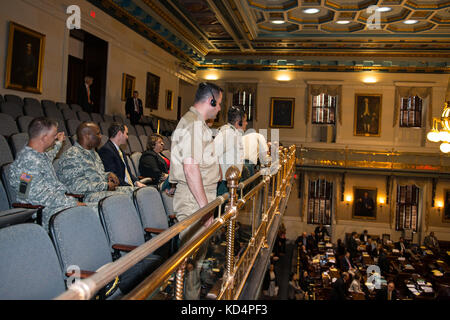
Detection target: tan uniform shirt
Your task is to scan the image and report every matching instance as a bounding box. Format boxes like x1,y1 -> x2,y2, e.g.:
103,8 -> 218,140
169,106 -> 220,187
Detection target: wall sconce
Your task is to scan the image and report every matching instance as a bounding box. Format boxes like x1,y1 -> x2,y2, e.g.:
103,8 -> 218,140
436,200 -> 444,214
378,197 -> 385,208
205,73 -> 218,81
345,195 -> 352,206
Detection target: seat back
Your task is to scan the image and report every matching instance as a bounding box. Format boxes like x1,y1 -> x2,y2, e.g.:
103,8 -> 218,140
41,100 -> 57,110
99,194 -> 146,249
139,135 -> 148,152
128,134 -> 143,153
127,124 -> 137,136
4,94 -> 23,107
126,154 -> 137,178
0,224 -> 66,299
99,122 -> 111,135
160,192 -> 175,218
56,102 -> 70,110
120,141 -> 131,155
134,125 -> 146,137
23,102 -> 44,117
103,114 -> 114,123
77,111 -> 91,122
0,179 -> 10,211
1,163 -> 15,206
0,101 -> 23,119
62,108 -> 77,120
67,119 -> 81,137
143,125 -> 153,136
130,152 -> 142,177
44,105 -> 63,120
0,113 -> 19,137
70,104 -> 83,112
99,135 -> 108,149
49,206 -> 112,276
133,187 -> 169,230
10,133 -> 29,158
90,113 -> 104,123
0,136 -> 14,167
162,136 -> 171,151
17,115 -> 34,133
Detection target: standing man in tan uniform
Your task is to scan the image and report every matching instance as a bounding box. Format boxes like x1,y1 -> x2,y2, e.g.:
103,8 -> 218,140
169,82 -> 222,299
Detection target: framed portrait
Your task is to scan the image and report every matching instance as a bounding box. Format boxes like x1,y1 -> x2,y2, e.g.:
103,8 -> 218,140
270,97 -> 295,128
353,187 -> 377,220
166,89 -> 173,110
145,72 -> 160,110
5,22 -> 46,93
121,73 -> 135,101
444,189 -> 450,223
354,94 -> 382,136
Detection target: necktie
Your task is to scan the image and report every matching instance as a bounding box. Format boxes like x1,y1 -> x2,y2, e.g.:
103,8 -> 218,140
118,147 -> 132,185
134,98 -> 138,112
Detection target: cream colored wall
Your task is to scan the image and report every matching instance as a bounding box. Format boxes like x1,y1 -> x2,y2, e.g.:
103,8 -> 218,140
0,0 -> 183,120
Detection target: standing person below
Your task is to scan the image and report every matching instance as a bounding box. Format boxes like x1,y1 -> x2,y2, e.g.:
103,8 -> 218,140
78,76 -> 94,113
97,122 -> 146,188
214,105 -> 247,196
125,90 -> 143,125
169,82 -> 222,299
330,272 -> 350,300
7,117 -> 84,231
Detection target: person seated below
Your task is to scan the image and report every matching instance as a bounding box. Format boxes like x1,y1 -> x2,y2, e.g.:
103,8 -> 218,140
139,133 -> 175,195
366,237 -> 377,257
295,232 -> 309,250
423,231 -> 440,252
97,122 -> 146,188
395,236 -> 410,257
7,117 -> 86,231
330,272 -> 350,300
314,223 -> 330,242
348,273 -> 365,296
376,281 -> 398,301
56,122 -> 135,202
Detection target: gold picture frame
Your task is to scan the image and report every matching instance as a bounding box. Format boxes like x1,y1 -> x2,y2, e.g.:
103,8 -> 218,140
121,73 -> 135,101
269,97 -> 295,128
5,22 -> 46,93
354,94 -> 382,137
352,187 -> 377,220
166,89 -> 173,110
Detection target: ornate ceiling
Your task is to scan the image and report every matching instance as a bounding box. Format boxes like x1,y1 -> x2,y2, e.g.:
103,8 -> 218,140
88,0 -> 450,73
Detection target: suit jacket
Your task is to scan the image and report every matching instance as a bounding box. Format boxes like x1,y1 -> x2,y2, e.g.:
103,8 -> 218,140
395,241 -> 408,254
376,288 -> 398,301
139,149 -> 168,185
97,140 -> 137,186
125,97 -> 143,125
348,237 -> 358,258
378,252 -> 390,275
314,226 -> 329,240
78,83 -> 94,113
340,256 -> 355,272
360,234 -> 369,243
295,236 -> 309,249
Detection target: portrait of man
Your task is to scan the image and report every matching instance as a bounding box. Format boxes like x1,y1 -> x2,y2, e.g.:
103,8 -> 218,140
353,187 -> 377,219
354,94 -> 382,136
5,22 -> 45,93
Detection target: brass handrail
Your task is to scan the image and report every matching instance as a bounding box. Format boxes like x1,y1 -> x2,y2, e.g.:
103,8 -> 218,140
54,146 -> 296,300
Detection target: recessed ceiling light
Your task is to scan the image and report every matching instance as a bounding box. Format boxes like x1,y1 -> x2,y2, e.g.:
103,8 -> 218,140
303,8 -> 320,14
270,20 -> 285,24
377,7 -> 392,12
336,20 -> 351,25
403,19 -> 418,24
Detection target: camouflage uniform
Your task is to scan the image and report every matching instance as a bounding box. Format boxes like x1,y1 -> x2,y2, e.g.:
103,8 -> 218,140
7,141 -> 78,231
56,142 -> 135,202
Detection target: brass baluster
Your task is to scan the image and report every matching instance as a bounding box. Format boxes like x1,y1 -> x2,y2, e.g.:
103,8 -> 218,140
175,259 -> 187,300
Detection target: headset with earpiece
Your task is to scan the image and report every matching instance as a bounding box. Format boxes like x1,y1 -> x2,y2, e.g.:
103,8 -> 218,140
202,82 -> 217,107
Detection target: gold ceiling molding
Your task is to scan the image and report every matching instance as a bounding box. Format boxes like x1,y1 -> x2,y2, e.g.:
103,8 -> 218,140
141,0 -> 208,56
102,0 -> 198,65
226,0 -> 255,41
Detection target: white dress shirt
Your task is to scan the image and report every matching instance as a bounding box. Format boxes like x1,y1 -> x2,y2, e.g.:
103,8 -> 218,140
242,132 -> 270,165
214,123 -> 244,176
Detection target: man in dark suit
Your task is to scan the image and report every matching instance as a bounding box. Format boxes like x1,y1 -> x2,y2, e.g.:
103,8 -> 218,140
295,232 -> 309,250
97,122 -> 146,188
366,237 -> 377,257
347,232 -> 359,259
330,272 -> 350,300
377,247 -> 390,276
78,76 -> 94,113
125,90 -> 143,125
376,281 -> 398,300
360,230 -> 369,244
395,237 -> 410,257
340,251 -> 356,274
314,223 -> 329,242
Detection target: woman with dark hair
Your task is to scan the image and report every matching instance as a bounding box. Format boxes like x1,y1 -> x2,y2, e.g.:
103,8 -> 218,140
139,133 -> 174,194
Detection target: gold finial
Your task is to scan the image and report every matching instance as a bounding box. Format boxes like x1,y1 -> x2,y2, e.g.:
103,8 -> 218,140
226,165 -> 241,189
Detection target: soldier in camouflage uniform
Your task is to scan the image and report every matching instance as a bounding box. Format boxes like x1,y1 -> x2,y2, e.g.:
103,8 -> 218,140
56,122 -> 135,202
7,118 -> 86,231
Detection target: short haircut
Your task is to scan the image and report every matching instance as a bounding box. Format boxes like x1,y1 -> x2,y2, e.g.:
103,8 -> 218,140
108,122 -> 126,138
147,133 -> 164,150
84,76 -> 93,82
194,82 -> 223,104
28,117 -> 58,139
227,105 -> 245,126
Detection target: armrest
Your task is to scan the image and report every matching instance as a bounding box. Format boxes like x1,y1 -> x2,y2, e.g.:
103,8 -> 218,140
112,244 -> 138,252
145,227 -> 165,234
66,193 -> 84,201
66,270 -> 96,279
12,203 -> 44,210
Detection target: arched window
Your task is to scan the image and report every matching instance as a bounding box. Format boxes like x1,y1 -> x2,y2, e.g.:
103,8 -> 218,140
311,93 -> 337,125
400,95 -> 422,128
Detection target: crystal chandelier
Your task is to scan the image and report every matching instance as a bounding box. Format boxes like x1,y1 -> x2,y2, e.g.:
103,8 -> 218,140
427,102 -> 450,153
